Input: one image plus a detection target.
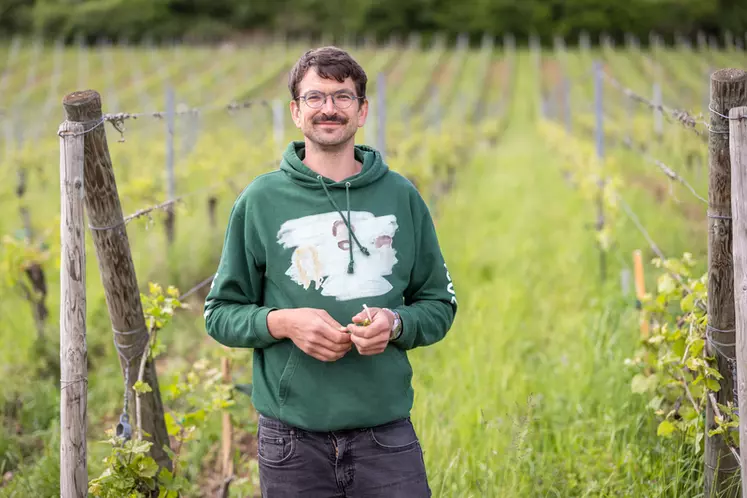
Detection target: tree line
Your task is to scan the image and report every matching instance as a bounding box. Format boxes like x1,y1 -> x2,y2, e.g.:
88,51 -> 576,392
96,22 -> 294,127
1,0 -> 746,47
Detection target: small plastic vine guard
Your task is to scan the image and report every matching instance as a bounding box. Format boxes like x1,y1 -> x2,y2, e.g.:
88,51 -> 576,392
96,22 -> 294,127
116,412 -> 132,441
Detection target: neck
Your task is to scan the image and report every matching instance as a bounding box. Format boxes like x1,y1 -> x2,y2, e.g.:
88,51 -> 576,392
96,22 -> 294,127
302,138 -> 361,182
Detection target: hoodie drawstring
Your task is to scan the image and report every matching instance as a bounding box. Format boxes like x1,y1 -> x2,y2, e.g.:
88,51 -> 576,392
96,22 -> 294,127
318,176 -> 370,274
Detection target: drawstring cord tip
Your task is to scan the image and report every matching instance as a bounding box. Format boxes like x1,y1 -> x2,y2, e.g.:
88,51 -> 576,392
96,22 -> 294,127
347,261 -> 355,274
360,247 -> 370,256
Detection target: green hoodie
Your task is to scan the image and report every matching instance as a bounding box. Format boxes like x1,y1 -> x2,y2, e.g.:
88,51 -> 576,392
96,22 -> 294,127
203,141 -> 457,432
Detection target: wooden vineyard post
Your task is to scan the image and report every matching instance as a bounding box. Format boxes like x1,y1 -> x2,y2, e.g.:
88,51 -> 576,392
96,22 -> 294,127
653,82 -> 663,144
221,354 -> 234,477
705,69 -> 747,498
633,249 -> 649,338
208,196 -> 218,230
593,59 -> 606,282
61,90 -> 173,471
58,120 -> 88,498
377,72 -> 387,161
165,85 -> 176,247
12,111 -> 49,342
215,350 -> 234,498
729,105 -> 747,498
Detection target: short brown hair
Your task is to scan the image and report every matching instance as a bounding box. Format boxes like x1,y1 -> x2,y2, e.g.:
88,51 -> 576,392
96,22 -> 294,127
288,46 -> 367,102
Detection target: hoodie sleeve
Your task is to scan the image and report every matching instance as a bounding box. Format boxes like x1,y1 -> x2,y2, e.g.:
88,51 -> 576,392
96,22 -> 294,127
203,193 -> 280,349
391,203 -> 457,350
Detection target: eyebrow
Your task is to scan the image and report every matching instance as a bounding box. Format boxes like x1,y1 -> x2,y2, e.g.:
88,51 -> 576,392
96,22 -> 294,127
303,88 -> 356,94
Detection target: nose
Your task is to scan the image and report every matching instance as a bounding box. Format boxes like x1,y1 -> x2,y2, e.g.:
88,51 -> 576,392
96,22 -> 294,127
322,94 -> 336,113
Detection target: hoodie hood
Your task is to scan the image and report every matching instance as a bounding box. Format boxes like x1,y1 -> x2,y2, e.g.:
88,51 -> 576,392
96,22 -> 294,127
278,140 -> 390,275
279,140 -> 389,189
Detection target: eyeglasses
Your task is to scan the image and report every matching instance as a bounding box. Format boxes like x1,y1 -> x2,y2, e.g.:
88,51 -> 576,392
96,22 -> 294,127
298,90 -> 363,110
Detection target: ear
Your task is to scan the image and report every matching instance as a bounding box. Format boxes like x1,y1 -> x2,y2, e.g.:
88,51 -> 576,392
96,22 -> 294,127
290,98 -> 302,129
357,98 -> 369,129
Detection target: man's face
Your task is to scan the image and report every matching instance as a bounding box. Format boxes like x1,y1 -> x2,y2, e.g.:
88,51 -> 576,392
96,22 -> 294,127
290,68 -> 368,149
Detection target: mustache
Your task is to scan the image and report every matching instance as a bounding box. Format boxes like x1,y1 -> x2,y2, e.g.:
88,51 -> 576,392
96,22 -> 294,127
313,114 -> 348,124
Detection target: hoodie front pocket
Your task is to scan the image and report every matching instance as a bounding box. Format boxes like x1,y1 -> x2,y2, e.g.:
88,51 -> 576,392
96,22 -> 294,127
278,347 -> 301,407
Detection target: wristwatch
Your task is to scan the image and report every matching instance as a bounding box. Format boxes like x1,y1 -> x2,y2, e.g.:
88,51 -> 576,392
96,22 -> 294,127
385,308 -> 402,341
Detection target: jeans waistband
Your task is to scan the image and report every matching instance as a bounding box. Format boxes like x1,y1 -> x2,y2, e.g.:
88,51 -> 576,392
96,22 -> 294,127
258,413 -> 410,436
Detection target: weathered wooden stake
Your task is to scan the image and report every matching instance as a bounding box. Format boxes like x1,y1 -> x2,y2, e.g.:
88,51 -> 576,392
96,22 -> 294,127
697,31 -> 707,52
593,60 -> 606,282
705,69 -> 747,498
208,196 -> 218,229
272,99 -> 284,148
620,268 -> 631,296
59,120 -> 87,498
377,72 -> 387,159
562,74 -> 571,133
364,96 -> 376,146
729,105 -> 747,498
15,139 -> 48,341
221,354 -> 233,478
579,31 -> 590,53
633,249 -> 649,338
62,90 -> 172,471
653,82 -> 663,142
165,86 -> 176,247
531,34 -> 543,120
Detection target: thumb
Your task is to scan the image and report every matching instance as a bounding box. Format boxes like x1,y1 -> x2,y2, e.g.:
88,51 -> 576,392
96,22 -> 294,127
352,306 -> 376,324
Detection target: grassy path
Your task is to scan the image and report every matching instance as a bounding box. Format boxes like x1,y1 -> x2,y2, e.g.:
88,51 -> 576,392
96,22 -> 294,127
409,53 -> 702,497
0,48 -> 713,497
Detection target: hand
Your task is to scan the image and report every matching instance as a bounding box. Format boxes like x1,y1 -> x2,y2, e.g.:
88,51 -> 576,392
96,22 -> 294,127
268,308 -> 352,362
346,307 -> 394,356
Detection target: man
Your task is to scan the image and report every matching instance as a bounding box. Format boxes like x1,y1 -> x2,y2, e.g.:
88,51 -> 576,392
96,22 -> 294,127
203,46 -> 457,497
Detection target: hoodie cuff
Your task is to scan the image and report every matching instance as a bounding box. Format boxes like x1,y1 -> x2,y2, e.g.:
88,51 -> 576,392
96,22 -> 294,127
390,306 -> 414,350
252,306 -> 281,347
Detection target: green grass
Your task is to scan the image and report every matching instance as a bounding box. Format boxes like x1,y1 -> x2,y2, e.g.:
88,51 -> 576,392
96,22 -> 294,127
408,53 -> 706,497
0,39 -> 741,496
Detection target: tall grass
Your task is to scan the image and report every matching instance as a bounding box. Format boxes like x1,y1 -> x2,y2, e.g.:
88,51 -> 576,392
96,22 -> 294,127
0,43 -> 728,497
408,53 -> 705,497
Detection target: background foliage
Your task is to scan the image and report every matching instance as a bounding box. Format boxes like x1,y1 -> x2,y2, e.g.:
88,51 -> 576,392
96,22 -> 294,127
1,0 -> 746,45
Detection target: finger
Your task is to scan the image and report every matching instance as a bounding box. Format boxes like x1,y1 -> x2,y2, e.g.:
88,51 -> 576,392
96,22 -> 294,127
353,305 -> 379,323
318,325 -> 354,345
353,337 -> 387,356
314,310 -> 344,329
307,343 -> 350,362
357,346 -> 387,356
350,332 -> 385,351
301,326 -> 350,351
310,314 -> 352,343
311,333 -> 352,353
347,322 -> 386,339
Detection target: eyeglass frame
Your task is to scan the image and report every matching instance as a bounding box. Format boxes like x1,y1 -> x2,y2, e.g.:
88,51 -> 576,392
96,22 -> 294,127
296,90 -> 366,110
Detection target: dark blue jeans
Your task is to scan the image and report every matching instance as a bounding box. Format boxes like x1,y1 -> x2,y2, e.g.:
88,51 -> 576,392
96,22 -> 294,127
257,413 -> 432,497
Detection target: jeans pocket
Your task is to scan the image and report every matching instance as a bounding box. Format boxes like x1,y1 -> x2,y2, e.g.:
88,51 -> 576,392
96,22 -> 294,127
369,418 -> 419,451
257,418 -> 296,465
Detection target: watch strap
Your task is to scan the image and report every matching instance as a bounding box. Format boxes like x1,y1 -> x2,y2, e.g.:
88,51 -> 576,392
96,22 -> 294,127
385,308 -> 402,341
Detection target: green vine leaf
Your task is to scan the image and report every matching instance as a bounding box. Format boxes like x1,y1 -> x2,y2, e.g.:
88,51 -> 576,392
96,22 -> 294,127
625,252 -> 739,454
133,380 -> 152,394
657,420 -> 676,437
